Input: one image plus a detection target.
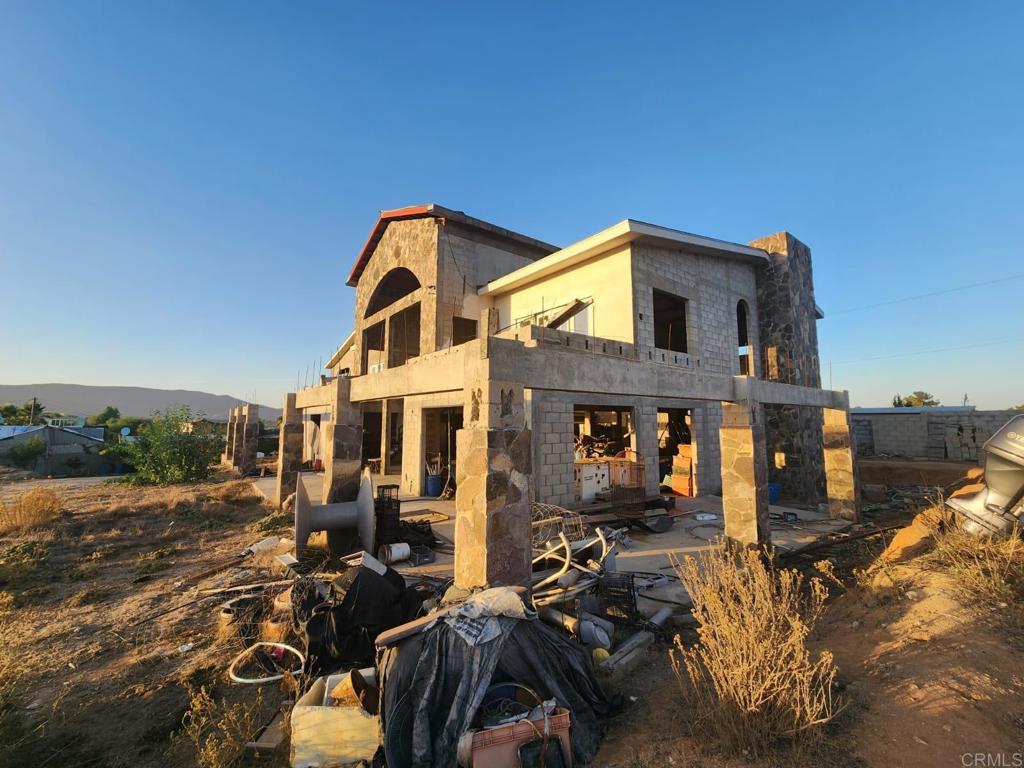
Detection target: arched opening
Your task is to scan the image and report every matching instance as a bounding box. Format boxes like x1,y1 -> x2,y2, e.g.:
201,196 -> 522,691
737,300 -> 753,375
364,267 -> 420,317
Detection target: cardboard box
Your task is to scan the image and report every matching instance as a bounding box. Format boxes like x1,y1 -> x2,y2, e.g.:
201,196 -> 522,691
290,674 -> 379,768
672,475 -> 693,496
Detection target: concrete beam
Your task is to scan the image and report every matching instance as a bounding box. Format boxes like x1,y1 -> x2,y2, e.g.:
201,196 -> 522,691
732,376 -> 848,409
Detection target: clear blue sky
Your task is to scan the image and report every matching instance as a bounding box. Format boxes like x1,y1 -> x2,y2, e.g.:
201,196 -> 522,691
2,1 -> 1022,409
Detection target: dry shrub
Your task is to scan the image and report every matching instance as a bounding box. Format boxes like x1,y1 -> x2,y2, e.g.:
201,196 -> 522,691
0,488 -> 61,534
180,686 -> 264,768
923,518 -> 1024,624
670,546 -> 841,756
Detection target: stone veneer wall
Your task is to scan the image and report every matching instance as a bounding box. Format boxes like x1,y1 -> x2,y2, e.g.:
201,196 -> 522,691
750,232 -> 826,506
351,218 -> 439,375
454,426 -> 533,588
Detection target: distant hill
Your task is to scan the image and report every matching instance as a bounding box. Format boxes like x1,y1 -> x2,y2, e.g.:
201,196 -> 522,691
0,384 -> 281,422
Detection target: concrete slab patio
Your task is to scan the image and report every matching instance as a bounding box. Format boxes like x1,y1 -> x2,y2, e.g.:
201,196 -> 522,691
252,472 -> 851,610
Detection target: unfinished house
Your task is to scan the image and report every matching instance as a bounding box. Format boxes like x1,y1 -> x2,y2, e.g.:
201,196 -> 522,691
274,204 -> 857,579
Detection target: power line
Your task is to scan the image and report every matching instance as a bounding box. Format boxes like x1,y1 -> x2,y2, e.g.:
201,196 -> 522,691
832,336 -> 1022,366
829,273 -> 1024,315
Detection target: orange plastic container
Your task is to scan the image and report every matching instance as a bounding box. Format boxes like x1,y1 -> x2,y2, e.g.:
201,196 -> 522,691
468,708 -> 572,767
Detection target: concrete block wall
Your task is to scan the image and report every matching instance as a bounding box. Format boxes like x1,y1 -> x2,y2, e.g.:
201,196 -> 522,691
631,244 -> 760,377
854,412 -> 929,457
852,410 -> 1018,460
693,401 -> 724,496
528,388 -> 723,504
532,398 -> 577,507
437,222 -> 546,349
399,390 -> 463,496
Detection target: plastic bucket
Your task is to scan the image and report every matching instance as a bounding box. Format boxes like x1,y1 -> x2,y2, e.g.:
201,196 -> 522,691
767,482 -> 783,505
425,473 -> 444,497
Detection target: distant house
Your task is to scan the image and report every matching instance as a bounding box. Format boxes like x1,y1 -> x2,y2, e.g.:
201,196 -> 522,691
43,415 -> 87,428
0,425 -> 106,475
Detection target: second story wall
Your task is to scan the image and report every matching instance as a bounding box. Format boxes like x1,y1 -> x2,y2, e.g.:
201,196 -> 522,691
631,244 -> 761,376
491,244 -> 635,341
436,221 -> 542,349
352,218 -> 439,375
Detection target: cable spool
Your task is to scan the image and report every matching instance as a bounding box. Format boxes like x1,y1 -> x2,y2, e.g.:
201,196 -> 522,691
294,468 -> 375,555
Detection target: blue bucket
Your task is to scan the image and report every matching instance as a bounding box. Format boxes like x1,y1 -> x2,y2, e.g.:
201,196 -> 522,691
767,482 -> 783,505
425,474 -> 445,497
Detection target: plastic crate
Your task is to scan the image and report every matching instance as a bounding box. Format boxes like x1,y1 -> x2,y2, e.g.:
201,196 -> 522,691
593,572 -> 643,626
464,708 -> 572,768
375,486 -> 402,546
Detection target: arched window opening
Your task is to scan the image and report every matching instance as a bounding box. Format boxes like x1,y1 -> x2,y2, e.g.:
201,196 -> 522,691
365,267 -> 420,317
737,300 -> 753,375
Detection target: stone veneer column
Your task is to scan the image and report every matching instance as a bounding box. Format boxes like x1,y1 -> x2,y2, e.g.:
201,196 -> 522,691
750,231 -> 826,506
237,404 -> 260,477
222,407 -> 237,465
454,376 -> 533,590
719,401 -> 771,548
321,378 -> 362,504
274,393 -> 303,507
229,407 -> 246,471
823,407 -> 860,521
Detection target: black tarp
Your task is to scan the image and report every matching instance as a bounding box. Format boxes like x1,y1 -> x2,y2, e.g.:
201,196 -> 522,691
293,565 -> 421,677
378,617 -> 612,767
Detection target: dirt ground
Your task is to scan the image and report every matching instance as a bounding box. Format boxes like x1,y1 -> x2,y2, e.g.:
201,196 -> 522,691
594,518 -> 1024,768
3,475 -> 1023,768
0,473 -> 292,768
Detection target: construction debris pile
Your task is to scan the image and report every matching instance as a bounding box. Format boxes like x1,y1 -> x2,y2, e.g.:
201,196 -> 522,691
201,472 -> 681,767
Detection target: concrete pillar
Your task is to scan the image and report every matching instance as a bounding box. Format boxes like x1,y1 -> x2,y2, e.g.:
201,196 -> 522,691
274,393 -> 302,507
322,378 -> 362,504
230,407 -> 246,471
379,399 -> 390,474
454,378 -> 532,589
632,404 -> 660,496
223,407 -> 237,465
823,407 -> 860,521
719,401 -> 770,548
237,405 -> 260,477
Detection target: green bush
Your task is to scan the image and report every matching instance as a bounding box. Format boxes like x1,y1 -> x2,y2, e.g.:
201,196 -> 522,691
7,437 -> 45,470
121,407 -> 221,485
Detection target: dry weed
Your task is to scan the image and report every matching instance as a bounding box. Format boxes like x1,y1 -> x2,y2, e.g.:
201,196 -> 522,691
670,546 -> 841,756
0,488 -> 61,534
923,518 -> 1024,623
180,686 -> 265,768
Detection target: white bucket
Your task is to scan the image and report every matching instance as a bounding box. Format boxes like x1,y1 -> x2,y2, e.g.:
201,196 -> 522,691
377,542 -> 411,564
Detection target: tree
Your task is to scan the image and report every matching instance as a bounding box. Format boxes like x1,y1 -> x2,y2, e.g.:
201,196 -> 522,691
86,406 -> 121,427
0,400 -> 47,425
903,391 -> 940,407
891,393 -> 905,408
1010,404 -> 1024,413
118,406 -> 221,484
